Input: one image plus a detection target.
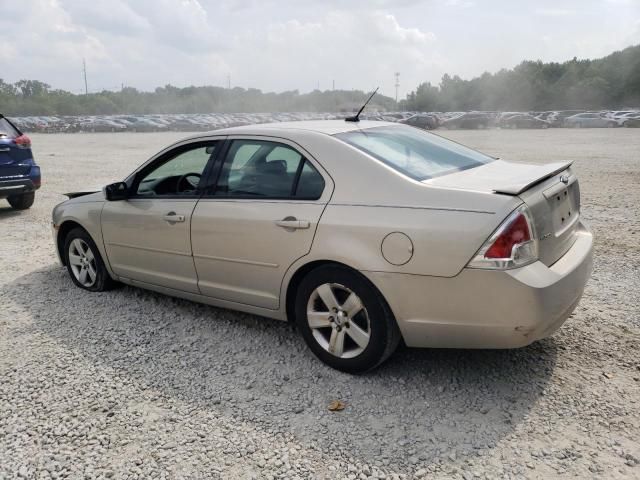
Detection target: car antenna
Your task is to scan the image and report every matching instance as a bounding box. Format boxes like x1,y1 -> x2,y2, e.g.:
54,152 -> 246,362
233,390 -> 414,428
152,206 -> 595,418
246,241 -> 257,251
345,87 -> 379,122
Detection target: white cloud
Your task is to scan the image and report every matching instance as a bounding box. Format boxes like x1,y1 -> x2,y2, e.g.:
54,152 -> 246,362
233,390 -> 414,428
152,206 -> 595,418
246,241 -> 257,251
229,10 -> 437,96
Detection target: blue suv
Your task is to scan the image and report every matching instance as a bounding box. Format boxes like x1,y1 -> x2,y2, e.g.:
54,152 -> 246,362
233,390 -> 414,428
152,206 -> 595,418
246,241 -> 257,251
0,115 -> 40,210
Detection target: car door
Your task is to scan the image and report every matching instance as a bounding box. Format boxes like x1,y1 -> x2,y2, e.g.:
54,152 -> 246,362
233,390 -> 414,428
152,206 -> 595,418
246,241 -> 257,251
101,140 -> 220,293
191,137 -> 333,309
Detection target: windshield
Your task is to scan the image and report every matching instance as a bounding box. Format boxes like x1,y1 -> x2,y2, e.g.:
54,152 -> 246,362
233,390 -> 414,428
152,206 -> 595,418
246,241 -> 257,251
334,125 -> 494,180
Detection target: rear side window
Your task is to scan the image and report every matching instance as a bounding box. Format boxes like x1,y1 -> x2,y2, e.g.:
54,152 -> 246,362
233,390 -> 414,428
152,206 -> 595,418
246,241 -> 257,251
335,125 -> 493,180
296,161 -> 325,199
0,118 -> 19,138
213,140 -> 324,199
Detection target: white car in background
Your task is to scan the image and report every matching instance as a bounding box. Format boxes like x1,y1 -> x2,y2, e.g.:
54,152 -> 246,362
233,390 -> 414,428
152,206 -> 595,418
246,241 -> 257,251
614,112 -> 640,127
564,113 -> 618,128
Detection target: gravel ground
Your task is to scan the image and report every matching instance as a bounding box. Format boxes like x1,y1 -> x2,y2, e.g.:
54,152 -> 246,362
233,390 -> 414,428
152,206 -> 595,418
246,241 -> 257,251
1,129 -> 638,479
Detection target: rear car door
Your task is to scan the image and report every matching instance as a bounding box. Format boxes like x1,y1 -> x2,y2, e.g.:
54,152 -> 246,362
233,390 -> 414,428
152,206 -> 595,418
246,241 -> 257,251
101,140 -> 220,293
191,137 -> 333,309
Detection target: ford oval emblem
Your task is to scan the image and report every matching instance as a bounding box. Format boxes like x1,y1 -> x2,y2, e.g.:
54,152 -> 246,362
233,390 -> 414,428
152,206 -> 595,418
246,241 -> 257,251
560,175 -> 569,185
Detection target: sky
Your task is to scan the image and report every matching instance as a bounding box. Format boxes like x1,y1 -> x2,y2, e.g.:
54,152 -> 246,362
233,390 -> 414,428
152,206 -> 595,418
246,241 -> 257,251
1,0 -> 639,99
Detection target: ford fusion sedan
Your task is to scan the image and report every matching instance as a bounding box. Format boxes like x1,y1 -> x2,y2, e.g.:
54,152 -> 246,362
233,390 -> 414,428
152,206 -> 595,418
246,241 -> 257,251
52,121 -> 593,372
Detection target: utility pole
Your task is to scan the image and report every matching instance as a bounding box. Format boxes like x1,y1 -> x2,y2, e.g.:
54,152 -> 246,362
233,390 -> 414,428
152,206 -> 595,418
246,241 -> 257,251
394,72 -> 400,104
227,74 -> 231,89
332,79 -> 335,91
83,59 -> 89,95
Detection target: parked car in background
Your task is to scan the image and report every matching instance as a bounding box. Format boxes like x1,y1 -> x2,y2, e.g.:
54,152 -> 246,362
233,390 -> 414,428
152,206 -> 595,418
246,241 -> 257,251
564,113 -> 617,128
442,112 -> 494,129
546,110 -> 585,127
606,110 -> 638,121
500,114 -> 550,129
400,113 -> 438,130
0,115 -> 40,210
52,120 -> 593,372
614,112 -> 640,127
621,117 -> 640,127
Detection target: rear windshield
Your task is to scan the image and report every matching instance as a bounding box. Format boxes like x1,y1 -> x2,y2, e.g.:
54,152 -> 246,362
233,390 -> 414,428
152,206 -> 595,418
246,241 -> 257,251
0,117 -> 20,138
334,125 -> 494,180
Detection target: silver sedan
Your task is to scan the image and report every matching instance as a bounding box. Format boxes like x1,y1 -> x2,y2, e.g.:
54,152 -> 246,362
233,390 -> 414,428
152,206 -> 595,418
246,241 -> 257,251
52,121 -> 593,372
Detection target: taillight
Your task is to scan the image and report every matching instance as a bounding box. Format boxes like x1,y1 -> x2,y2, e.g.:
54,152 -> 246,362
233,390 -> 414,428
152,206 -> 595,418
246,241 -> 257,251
14,134 -> 31,148
468,205 -> 538,270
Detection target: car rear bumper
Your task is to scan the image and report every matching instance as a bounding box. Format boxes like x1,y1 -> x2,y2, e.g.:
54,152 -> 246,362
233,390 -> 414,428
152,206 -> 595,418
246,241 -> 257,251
0,166 -> 41,198
363,221 -> 593,349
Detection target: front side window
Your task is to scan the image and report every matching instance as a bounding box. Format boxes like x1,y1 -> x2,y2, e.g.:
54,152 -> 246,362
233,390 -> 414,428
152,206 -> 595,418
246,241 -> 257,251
334,125 -> 494,181
214,140 -> 324,199
136,143 -> 216,196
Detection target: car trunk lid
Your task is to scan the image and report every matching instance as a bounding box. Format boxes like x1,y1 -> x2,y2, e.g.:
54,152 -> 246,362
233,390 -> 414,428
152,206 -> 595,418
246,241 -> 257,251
424,159 -> 580,266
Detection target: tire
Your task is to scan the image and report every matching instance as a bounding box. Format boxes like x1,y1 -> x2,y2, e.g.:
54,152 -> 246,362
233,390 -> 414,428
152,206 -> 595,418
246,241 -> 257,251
7,192 -> 35,210
294,265 -> 401,373
63,227 -> 117,292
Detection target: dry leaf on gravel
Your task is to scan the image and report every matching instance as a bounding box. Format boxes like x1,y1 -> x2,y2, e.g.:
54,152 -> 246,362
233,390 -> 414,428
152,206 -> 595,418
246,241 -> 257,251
328,400 -> 346,411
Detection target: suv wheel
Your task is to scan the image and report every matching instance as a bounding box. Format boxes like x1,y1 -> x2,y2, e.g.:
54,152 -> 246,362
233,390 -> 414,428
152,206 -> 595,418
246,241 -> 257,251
63,227 -> 117,291
7,192 -> 35,210
295,265 -> 400,373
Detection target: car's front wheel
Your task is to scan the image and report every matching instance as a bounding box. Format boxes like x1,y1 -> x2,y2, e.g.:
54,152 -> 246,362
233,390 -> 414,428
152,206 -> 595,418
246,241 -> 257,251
7,192 -> 35,210
63,227 -> 117,292
295,265 -> 400,373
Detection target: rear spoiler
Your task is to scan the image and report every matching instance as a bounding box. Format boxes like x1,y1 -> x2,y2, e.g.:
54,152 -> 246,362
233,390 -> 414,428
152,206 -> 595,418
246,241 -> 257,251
64,190 -> 100,199
493,161 -> 573,195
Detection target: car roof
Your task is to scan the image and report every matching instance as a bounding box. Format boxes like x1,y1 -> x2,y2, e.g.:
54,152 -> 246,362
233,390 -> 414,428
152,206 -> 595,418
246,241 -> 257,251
194,120 -> 398,137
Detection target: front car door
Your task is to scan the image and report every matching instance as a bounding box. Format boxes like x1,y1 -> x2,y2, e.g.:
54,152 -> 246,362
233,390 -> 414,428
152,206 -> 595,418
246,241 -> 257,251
191,137 -> 332,309
101,140 -> 220,293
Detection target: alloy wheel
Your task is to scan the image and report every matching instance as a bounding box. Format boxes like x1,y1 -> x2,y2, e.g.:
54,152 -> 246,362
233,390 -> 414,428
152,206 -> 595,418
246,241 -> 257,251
68,238 -> 97,288
306,283 -> 371,359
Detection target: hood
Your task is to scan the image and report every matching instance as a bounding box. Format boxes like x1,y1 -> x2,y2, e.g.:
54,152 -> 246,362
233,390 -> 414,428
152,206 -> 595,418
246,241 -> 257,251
423,159 -> 572,195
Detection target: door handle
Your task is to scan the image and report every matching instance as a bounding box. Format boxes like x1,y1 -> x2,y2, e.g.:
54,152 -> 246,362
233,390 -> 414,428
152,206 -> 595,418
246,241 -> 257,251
163,212 -> 185,223
275,217 -> 310,229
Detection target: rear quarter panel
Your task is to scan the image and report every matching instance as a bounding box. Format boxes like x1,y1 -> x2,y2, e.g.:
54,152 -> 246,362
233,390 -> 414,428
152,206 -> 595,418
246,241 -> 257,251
307,202 -> 518,277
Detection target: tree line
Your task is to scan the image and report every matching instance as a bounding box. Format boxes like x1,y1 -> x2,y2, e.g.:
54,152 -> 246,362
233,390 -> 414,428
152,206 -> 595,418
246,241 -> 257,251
402,45 -> 640,112
0,81 -> 396,116
1,44 -> 639,116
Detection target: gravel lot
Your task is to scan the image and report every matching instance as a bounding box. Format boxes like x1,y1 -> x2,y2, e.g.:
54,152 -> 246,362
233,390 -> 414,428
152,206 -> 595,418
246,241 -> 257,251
1,129 -> 639,479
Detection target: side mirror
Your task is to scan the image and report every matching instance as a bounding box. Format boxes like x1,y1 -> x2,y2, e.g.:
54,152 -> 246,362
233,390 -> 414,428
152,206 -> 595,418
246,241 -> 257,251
104,181 -> 129,201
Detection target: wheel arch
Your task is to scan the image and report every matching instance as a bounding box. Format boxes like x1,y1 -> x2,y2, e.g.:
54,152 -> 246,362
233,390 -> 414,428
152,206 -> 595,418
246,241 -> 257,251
56,220 -> 86,266
284,259 -> 397,327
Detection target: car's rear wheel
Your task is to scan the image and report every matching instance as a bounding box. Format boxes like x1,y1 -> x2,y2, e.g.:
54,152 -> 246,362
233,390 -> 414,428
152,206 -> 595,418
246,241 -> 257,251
63,227 -> 117,292
295,265 -> 400,373
7,192 -> 35,210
